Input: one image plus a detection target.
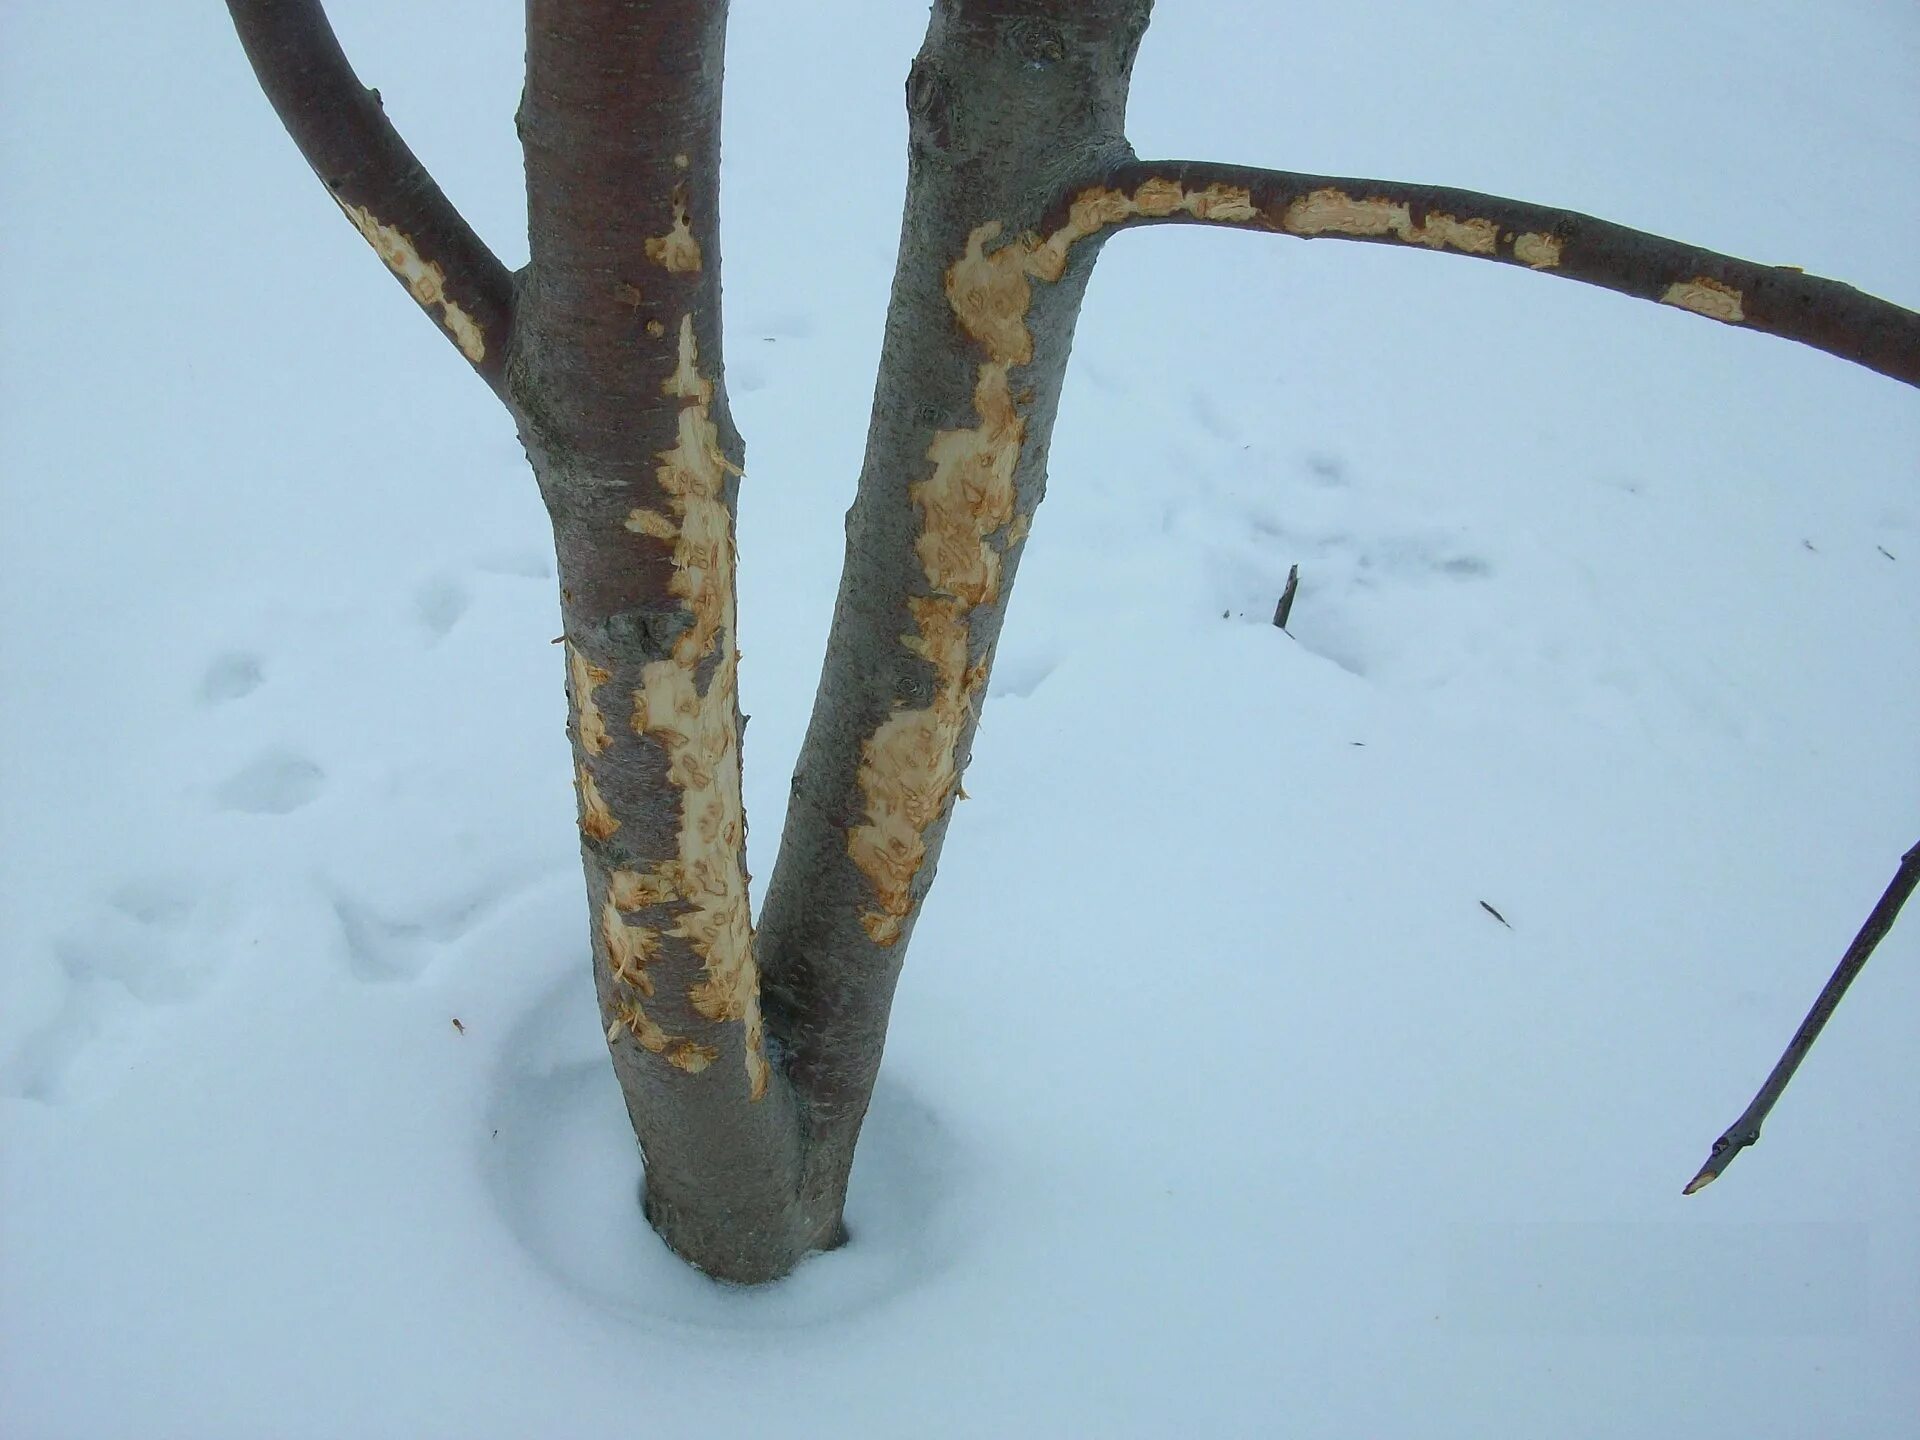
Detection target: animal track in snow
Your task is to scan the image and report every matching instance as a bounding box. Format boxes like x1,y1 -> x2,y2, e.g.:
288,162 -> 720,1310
412,576 -> 471,640
331,887 -> 497,983
198,651 -> 265,704
1187,388 -> 1239,444
214,751 -> 325,815
2,881 -> 224,1103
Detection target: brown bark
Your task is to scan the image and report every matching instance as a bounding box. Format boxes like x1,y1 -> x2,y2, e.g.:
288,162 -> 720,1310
225,0 -> 515,398
511,0 -> 814,1283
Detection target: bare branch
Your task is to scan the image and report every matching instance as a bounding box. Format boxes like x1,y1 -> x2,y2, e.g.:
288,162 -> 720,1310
225,0 -> 515,399
1074,159 -> 1919,387
1683,840 -> 1919,1195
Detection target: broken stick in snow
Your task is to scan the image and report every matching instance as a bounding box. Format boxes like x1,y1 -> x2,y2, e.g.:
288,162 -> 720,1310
1272,564 -> 1300,630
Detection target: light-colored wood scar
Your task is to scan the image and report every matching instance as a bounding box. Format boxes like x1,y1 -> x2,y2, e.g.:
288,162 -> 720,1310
1511,231 -> 1563,269
1661,275 -> 1745,323
607,313 -> 768,1099
567,642 -> 612,756
646,184 -> 703,274
607,1001 -> 719,1074
601,896 -> 659,995
576,764 -> 619,841
334,199 -> 487,361
848,178 -> 1257,946
1282,187 -> 1498,256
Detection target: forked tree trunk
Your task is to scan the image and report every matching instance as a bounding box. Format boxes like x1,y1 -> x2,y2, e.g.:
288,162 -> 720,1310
510,0 -> 1159,1281
227,0 -> 1919,1286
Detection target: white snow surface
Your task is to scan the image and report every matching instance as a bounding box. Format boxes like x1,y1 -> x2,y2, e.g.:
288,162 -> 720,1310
3,1 -> 1918,1435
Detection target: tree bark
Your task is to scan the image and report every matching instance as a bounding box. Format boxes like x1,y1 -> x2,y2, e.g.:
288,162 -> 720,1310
756,0 -> 1154,1237
512,0 -> 809,1282
226,0 -> 515,397
1084,159 -> 1920,387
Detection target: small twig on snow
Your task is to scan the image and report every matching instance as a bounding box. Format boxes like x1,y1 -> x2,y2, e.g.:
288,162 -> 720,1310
1272,564 -> 1300,630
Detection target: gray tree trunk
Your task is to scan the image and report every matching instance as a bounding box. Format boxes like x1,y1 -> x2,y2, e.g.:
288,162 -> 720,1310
753,0 -> 1153,1267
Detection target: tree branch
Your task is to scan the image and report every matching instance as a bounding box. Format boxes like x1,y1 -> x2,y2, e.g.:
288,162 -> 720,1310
225,0 -> 515,400
1683,840 -> 1919,1195
1072,159 -> 1920,387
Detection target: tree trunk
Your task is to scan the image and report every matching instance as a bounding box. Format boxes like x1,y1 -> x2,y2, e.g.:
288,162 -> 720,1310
511,0 -> 809,1281
756,0 -> 1152,1249
509,0 -> 1158,1283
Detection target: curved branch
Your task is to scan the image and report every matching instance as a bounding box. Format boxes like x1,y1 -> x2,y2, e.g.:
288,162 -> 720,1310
1072,158 -> 1919,387
226,0 -> 515,400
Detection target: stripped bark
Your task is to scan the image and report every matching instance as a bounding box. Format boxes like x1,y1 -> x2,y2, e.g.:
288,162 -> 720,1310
754,0 -> 1153,1242
511,0 -> 813,1282
226,0 -> 1920,1285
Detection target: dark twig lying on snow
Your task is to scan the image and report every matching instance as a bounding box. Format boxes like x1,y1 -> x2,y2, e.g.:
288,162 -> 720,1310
1272,564 -> 1300,630
1684,840 -> 1920,1194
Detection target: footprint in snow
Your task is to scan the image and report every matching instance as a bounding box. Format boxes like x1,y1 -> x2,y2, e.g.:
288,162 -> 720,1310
214,751 -> 325,815
2,880 -> 226,1104
198,651 -> 265,704
332,887 -> 497,983
413,576 -> 471,641
1187,388 -> 1239,444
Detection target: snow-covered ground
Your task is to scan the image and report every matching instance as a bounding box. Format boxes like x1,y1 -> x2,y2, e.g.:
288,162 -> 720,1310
3,2 -> 1916,1434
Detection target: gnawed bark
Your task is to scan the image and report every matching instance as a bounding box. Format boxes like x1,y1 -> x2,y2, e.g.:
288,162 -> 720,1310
1086,159 -> 1920,387
225,0 -> 515,397
755,0 -> 1154,1239
512,0 -> 809,1282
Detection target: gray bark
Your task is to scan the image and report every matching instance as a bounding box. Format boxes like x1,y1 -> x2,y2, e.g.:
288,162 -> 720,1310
755,0 -> 1151,1248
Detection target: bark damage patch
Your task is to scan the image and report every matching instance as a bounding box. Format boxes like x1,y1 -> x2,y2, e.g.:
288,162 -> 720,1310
1662,275 -> 1746,323
567,643 -> 613,756
335,199 -> 488,361
846,177 -> 1259,946
1281,186 -> 1562,269
595,313 -> 768,1098
645,184 -> 703,274
576,765 -> 619,841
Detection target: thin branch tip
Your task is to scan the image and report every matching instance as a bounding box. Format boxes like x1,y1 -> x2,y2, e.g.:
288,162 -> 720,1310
1681,841 -> 1917,1195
